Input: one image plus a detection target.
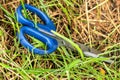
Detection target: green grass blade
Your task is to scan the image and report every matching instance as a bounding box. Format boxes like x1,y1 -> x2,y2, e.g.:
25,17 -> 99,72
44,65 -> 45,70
51,30 -> 84,60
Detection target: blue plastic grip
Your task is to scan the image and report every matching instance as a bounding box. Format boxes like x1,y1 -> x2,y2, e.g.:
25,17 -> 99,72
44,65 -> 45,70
18,26 -> 58,54
16,4 -> 56,31
16,4 -> 58,54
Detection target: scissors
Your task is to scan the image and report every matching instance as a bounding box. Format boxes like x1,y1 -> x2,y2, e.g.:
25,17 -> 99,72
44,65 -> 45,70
16,4 -> 113,63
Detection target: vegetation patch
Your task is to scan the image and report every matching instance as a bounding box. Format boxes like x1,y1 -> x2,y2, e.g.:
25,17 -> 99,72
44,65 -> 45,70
0,0 -> 120,79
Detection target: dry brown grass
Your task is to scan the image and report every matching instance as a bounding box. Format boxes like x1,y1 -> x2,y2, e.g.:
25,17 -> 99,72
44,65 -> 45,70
0,0 -> 120,55
0,0 -> 120,79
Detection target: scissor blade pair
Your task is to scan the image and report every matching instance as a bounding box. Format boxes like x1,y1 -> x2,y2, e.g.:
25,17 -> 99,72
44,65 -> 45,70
76,43 -> 114,64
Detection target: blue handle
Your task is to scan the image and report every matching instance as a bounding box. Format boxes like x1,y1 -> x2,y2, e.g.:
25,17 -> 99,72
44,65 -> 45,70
18,26 -> 58,54
16,4 -> 56,31
16,4 -> 58,54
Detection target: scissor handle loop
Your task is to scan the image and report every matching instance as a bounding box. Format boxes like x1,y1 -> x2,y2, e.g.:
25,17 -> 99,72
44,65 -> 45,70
16,4 -> 56,31
18,26 -> 58,54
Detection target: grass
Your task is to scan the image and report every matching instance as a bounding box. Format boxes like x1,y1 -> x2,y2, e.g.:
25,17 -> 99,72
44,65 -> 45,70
0,0 -> 120,80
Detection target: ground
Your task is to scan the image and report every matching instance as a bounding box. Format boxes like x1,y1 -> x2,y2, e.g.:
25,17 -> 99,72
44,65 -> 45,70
0,0 -> 120,80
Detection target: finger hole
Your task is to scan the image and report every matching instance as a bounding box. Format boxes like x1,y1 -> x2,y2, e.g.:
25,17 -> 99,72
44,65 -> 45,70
21,7 -> 45,25
24,34 -> 48,50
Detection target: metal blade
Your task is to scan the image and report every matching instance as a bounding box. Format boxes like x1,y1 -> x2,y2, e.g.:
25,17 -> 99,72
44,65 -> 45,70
77,43 -> 114,64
